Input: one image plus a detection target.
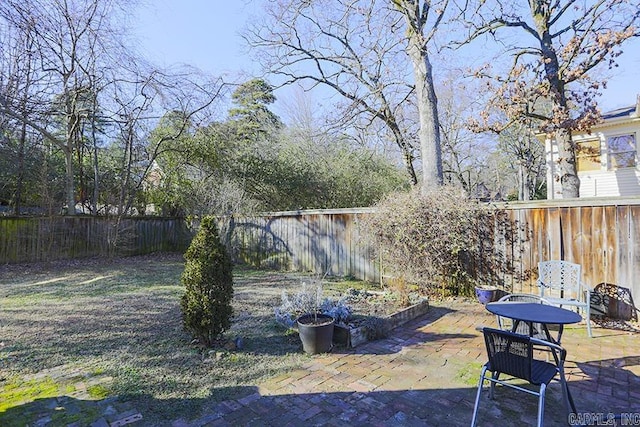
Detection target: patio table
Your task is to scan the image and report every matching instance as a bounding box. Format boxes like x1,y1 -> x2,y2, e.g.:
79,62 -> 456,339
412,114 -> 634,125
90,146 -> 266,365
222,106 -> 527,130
485,301 -> 582,345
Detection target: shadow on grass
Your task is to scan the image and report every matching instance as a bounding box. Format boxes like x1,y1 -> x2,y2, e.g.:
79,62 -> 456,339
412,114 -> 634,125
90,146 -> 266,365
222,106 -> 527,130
0,386 -> 255,427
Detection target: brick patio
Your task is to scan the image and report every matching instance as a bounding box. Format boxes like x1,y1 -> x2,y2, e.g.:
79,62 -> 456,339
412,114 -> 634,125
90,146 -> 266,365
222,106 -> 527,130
169,299 -> 640,426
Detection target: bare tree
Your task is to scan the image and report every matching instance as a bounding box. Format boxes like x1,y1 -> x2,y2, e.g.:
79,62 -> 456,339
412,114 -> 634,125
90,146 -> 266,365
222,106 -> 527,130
437,75 -> 494,195
0,0 -> 226,218
497,120 -> 546,200
0,24 -> 41,214
0,0 -> 125,214
247,0 -> 452,189
393,0 -> 445,190
106,66 -> 226,217
437,73 -> 546,201
463,0 -> 640,198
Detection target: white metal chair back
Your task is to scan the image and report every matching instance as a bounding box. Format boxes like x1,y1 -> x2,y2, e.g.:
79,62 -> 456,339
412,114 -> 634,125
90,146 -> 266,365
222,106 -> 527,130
537,260 -> 593,338
537,261 -> 581,301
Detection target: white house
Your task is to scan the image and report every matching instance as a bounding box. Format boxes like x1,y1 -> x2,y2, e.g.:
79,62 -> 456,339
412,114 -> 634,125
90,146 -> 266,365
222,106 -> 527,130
544,99 -> 640,199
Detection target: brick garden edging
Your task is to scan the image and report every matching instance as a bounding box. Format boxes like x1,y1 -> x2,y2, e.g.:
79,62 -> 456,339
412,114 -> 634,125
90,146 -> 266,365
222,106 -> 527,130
334,299 -> 430,347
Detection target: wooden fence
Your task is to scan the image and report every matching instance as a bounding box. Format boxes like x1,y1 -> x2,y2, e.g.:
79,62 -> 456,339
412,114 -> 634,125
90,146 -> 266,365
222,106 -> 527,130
2,199 -> 638,319
0,216 -> 192,263
219,199 -> 640,320
218,208 -> 378,282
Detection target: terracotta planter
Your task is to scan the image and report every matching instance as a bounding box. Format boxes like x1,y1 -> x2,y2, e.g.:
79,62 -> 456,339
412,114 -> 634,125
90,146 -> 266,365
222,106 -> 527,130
297,314 -> 334,355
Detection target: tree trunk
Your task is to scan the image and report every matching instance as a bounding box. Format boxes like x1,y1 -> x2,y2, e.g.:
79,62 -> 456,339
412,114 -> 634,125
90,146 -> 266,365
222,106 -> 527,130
414,53 -> 443,192
388,123 -> 418,185
65,110 -> 77,215
517,161 -> 525,201
531,0 -> 579,198
91,93 -> 99,215
64,147 -> 75,215
402,151 -> 419,186
403,11 -> 443,193
14,122 -> 26,216
554,127 -> 580,198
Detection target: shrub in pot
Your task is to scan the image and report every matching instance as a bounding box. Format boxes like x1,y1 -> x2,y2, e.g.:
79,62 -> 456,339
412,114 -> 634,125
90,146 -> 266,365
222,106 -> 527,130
275,281 -> 351,355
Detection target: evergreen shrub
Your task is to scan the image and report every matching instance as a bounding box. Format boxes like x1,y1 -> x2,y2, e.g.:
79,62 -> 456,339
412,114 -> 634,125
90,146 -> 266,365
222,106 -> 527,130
180,216 -> 234,346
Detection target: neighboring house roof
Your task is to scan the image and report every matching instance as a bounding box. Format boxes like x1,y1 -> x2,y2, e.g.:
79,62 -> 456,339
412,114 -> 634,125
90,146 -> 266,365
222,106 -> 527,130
596,97 -> 640,127
602,105 -> 636,120
535,99 -> 639,140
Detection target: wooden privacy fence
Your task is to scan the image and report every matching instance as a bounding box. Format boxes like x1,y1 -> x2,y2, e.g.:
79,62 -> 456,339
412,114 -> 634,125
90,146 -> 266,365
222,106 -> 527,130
219,199 -> 640,319
218,208 -> 379,282
2,200 -> 638,319
0,216 -> 192,263
503,198 -> 640,320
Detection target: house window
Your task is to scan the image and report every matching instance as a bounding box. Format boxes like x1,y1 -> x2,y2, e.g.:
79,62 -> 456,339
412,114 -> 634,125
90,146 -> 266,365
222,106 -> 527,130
576,139 -> 601,172
607,134 -> 636,169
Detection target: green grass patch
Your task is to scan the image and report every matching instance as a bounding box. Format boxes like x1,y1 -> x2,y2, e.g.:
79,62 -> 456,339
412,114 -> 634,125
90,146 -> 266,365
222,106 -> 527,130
455,362 -> 484,386
87,384 -> 110,400
0,377 -> 61,412
50,407 -> 102,425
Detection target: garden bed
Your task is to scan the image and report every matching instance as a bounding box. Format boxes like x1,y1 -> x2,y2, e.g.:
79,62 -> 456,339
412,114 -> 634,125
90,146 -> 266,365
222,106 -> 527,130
274,276 -> 431,349
334,298 -> 430,347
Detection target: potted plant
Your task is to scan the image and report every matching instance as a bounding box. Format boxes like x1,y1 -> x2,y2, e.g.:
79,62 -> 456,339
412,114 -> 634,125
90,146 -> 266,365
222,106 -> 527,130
275,281 -> 351,355
474,285 -> 500,304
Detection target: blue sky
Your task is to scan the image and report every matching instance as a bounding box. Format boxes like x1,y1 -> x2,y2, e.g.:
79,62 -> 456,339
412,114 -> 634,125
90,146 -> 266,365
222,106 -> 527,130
133,1 -> 640,112
133,1 -> 262,76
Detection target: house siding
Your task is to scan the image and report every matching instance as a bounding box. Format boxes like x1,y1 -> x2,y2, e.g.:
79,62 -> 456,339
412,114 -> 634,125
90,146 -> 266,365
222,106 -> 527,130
579,169 -> 640,197
545,104 -> 640,199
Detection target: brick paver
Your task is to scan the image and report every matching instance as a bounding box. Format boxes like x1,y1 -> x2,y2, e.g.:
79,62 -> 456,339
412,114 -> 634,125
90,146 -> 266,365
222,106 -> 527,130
176,299 -> 640,426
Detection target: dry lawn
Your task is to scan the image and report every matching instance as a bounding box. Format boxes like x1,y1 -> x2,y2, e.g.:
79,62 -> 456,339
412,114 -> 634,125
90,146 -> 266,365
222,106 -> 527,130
0,254 -> 326,425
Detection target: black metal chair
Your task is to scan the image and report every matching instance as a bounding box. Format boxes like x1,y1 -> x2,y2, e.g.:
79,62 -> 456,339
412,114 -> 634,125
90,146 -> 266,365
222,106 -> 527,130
495,293 -> 561,343
471,328 -> 575,427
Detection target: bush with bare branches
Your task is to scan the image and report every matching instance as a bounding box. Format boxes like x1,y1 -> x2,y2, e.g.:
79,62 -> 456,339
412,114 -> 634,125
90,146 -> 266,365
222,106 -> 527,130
364,186 -> 509,297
